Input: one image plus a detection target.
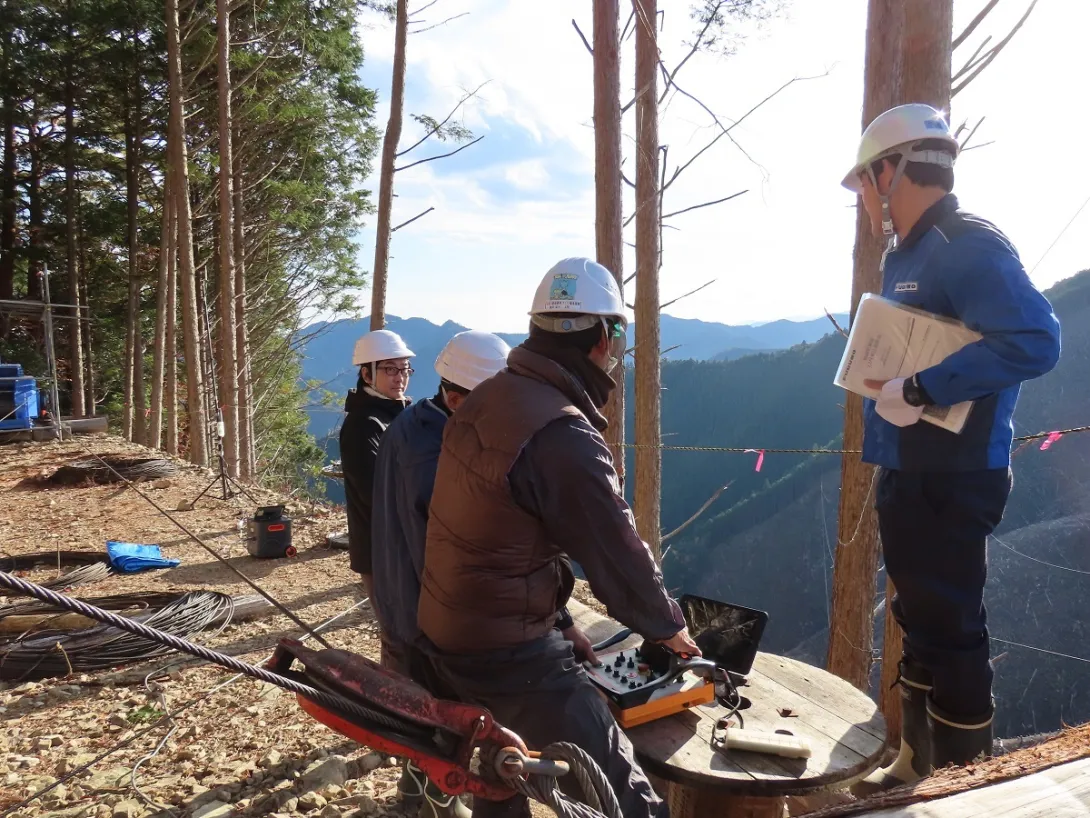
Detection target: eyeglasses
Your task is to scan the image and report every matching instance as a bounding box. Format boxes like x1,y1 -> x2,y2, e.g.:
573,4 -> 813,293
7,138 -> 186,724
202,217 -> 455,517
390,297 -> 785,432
379,365 -> 414,378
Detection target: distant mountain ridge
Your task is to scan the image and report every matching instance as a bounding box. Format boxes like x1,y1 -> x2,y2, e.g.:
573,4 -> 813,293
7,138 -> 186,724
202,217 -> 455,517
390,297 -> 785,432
300,311 -> 849,442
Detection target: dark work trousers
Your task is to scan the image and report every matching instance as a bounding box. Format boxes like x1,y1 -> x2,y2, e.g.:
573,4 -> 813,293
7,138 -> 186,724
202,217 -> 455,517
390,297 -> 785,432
424,632 -> 668,818
877,467 -> 1011,718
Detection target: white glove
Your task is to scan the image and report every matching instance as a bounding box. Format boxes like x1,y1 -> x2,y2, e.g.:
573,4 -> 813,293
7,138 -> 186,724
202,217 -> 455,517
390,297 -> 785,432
874,378 -> 924,427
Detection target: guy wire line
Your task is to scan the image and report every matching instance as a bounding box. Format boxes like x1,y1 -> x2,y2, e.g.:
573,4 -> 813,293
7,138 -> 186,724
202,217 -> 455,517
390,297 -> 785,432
620,423 -> 1090,454
71,443 -> 332,649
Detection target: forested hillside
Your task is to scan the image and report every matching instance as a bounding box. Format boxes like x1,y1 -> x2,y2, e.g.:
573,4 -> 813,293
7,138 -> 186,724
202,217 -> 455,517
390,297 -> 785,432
660,269 -> 1090,737
0,0 -> 386,486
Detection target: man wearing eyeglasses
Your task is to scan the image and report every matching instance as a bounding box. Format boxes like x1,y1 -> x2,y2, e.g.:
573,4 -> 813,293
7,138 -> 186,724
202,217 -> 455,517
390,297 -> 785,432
340,329 -> 415,606
417,258 -> 697,818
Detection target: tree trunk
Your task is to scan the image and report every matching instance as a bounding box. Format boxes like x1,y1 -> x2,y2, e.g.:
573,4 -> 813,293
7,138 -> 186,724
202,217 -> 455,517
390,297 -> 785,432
876,0 -> 954,746
78,195 -> 95,416
166,0 -> 208,466
122,95 -> 137,441
232,121 -> 254,480
197,268 -> 218,463
214,0 -> 240,477
149,180 -> 172,449
826,0 -> 905,692
594,0 -> 625,482
64,0 -> 85,418
26,112 -> 43,301
903,1 -> 953,107
165,185 -> 178,455
632,0 -> 662,560
1,16 -> 15,304
369,0 -> 408,331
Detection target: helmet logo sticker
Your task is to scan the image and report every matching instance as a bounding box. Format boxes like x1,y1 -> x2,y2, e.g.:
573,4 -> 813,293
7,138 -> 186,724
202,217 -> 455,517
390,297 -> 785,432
550,273 -> 578,300
545,273 -> 582,311
924,118 -> 946,131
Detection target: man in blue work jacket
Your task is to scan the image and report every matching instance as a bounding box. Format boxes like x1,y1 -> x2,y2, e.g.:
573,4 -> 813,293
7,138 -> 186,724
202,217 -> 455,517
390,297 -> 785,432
842,104 -> 1061,793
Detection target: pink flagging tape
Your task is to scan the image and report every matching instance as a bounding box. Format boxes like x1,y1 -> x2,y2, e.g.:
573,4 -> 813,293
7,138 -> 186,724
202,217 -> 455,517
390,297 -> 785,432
1040,431 -> 1064,451
744,449 -> 766,472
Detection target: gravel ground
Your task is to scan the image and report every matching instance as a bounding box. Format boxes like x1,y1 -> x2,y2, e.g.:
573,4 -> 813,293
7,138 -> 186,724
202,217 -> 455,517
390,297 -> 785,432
0,436 -> 478,818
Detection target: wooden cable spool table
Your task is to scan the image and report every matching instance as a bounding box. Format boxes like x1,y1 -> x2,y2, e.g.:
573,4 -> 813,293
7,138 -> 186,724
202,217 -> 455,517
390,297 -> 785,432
568,599 -> 888,818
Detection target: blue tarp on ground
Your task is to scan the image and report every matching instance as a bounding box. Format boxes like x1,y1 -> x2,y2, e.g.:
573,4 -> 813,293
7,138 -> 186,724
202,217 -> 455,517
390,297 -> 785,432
106,542 -> 180,573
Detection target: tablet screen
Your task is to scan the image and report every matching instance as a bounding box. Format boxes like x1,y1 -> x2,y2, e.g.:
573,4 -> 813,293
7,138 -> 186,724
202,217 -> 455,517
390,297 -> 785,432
680,594 -> 768,675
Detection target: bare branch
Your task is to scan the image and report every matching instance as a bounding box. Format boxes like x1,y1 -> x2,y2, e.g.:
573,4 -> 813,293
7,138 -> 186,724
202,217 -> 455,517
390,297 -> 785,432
661,190 -> 746,220
959,116 -> 986,151
394,134 -> 485,172
960,140 -> 996,152
409,0 -> 440,18
661,278 -> 715,311
824,308 -> 848,339
953,35 -> 992,81
661,73 -> 825,191
392,206 -> 435,232
572,19 -> 593,55
662,482 -> 731,544
397,81 -> 489,157
620,7 -> 636,42
952,0 -> 1000,50
660,344 -> 682,357
409,12 -> 469,34
952,0 -> 1038,98
657,0 -> 723,105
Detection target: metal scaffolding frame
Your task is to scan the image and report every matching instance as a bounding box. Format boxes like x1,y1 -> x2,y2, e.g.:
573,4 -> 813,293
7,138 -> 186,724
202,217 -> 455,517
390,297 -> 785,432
0,265 -> 91,440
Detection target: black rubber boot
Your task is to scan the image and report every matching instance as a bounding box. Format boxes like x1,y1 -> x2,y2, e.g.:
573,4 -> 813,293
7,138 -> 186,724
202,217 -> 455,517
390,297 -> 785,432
928,697 -> 995,769
852,660 -> 933,796
398,759 -> 426,811
420,779 -> 472,818
399,760 -> 471,818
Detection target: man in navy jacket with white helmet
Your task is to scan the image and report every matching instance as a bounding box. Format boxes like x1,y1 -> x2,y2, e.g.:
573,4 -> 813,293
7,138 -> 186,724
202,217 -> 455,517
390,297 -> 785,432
843,104 -> 1060,793
371,330 -> 511,818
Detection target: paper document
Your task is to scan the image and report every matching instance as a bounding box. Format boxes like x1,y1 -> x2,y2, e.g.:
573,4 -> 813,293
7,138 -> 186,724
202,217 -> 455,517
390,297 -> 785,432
834,294 -> 982,434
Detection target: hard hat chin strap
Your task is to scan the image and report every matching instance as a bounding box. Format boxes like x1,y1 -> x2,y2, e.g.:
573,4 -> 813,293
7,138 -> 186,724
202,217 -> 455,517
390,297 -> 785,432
871,148 -> 948,272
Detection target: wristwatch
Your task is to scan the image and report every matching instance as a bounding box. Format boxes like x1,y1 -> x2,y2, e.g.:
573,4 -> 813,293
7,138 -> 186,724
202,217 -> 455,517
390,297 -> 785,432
902,374 -> 933,407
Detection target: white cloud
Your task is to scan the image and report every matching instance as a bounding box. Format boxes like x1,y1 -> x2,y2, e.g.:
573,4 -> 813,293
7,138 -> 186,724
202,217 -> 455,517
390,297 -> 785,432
504,159 -> 550,191
347,0 -> 1090,333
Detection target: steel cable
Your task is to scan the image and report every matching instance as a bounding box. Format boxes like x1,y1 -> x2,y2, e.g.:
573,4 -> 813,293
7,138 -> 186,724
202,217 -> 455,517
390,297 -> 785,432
0,552 -> 111,597
70,445 -> 333,648
512,742 -> 624,818
0,591 -> 235,681
1,597 -> 372,818
49,456 -> 177,486
0,591 -> 180,620
0,570 -> 425,732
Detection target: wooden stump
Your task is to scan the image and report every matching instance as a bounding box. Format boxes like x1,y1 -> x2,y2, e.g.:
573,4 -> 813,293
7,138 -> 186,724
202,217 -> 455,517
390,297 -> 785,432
667,782 -> 786,818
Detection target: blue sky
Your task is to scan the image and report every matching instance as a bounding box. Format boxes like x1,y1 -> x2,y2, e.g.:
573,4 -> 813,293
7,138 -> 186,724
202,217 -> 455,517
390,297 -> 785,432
344,0 -> 1090,333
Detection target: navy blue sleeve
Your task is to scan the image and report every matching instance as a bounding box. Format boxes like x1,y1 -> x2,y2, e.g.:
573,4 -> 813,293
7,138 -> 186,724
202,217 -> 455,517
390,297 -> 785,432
508,417 -> 685,641
398,455 -> 438,581
917,235 -> 1061,405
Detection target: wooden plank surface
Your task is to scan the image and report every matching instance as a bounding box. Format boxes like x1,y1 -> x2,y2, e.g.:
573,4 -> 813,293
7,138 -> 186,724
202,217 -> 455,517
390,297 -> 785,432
856,757 -> 1090,817
569,598 -> 887,797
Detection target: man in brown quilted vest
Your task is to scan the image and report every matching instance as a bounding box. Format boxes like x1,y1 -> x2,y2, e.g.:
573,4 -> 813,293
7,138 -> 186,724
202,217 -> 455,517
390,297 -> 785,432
418,258 -> 697,818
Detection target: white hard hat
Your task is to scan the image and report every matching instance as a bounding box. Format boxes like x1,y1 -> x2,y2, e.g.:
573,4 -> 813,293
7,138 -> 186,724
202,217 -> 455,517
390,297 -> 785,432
352,329 -> 415,366
529,257 -> 626,334
841,104 -> 959,193
434,330 -> 511,391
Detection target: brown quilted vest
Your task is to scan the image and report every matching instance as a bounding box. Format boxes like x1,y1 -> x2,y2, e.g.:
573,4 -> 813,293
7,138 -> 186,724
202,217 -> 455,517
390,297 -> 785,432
418,346 -> 604,654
